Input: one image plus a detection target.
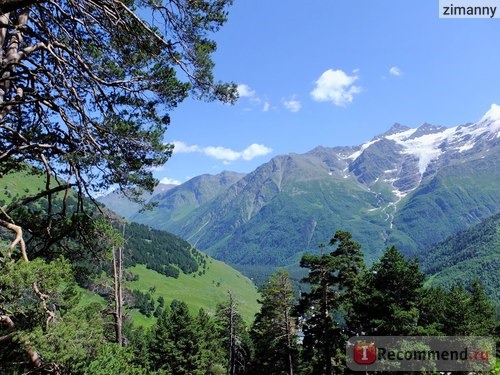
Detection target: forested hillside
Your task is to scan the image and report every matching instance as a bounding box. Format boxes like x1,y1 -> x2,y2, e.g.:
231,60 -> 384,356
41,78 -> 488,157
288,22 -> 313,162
123,222 -> 199,278
422,212 -> 500,301
0,168 -> 260,315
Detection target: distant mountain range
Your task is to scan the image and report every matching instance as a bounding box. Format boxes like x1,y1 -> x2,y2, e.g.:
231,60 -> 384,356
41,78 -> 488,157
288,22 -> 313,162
99,105 -> 500,282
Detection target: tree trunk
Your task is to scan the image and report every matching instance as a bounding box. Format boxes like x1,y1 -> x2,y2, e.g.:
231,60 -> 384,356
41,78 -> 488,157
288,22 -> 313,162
227,292 -> 235,375
0,0 -> 46,14
284,307 -> 294,375
112,243 -> 124,346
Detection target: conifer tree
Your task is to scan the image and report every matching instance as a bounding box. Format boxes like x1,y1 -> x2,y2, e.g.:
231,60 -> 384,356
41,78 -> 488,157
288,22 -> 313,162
195,308 -> 226,375
297,230 -> 365,375
0,2 -> 236,370
149,300 -> 201,375
216,292 -> 251,375
420,280 -> 497,336
250,270 -> 298,375
351,246 -> 425,335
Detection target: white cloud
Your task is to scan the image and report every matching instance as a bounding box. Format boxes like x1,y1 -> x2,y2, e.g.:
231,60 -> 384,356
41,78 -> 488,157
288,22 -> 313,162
237,84 -> 256,98
283,97 -> 302,112
263,101 -> 271,112
173,141 -> 201,153
310,69 -> 361,106
173,141 -> 273,162
389,66 -> 402,77
159,177 -> 181,185
204,146 -> 241,161
241,144 -> 273,160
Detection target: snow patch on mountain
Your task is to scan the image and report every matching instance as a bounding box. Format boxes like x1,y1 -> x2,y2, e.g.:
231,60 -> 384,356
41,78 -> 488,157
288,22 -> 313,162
385,128 -> 454,174
380,104 -> 500,174
481,103 -> 500,123
348,139 -> 380,160
457,141 -> 476,153
328,104 -> 498,193
479,103 -> 500,137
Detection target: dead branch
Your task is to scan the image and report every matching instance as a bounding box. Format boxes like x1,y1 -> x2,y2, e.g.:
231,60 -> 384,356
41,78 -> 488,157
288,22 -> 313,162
0,314 -> 43,369
0,218 -> 28,261
32,281 -> 56,327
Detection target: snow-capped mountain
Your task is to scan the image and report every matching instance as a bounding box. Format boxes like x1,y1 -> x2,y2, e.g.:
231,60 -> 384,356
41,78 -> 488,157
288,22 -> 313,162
100,105 -> 500,282
347,103 -> 499,196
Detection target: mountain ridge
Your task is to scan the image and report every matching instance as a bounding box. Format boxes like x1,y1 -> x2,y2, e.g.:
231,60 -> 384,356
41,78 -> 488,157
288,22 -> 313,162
100,104 -> 500,282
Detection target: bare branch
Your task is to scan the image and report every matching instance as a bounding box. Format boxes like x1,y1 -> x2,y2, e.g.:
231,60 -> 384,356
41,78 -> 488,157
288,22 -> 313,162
32,281 -> 56,327
0,314 -> 15,330
0,218 -> 28,261
2,183 -> 75,213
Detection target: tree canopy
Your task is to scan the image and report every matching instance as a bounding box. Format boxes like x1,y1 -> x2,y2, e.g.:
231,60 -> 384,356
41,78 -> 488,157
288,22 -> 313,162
0,0 -> 236,258
0,0 -> 236,211
0,2 -> 236,370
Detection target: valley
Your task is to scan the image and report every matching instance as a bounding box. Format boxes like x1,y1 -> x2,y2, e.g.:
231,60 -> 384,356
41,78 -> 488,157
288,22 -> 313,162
1,2 -> 499,373
100,105 -> 500,285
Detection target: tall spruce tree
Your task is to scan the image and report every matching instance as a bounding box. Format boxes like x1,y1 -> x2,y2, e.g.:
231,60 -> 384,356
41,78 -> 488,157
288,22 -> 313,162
351,246 -> 425,335
149,300 -> 201,375
297,230 -> 365,375
250,270 -> 298,375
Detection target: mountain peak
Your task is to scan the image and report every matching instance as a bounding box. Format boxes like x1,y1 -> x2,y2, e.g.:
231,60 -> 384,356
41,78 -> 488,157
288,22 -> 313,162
153,183 -> 176,195
381,123 -> 412,137
407,123 -> 448,140
480,103 -> 500,123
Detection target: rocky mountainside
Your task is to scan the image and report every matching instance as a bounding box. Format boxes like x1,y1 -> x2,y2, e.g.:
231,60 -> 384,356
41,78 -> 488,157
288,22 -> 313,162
100,105 -> 500,282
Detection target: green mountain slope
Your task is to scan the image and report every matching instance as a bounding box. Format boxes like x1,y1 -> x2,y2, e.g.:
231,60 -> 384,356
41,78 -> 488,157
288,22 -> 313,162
421,212 -> 500,301
99,115 -> 500,286
128,259 -> 259,325
1,167 -> 49,206
1,170 -> 259,324
113,149 -> 499,284
131,171 -> 245,230
393,157 -> 500,254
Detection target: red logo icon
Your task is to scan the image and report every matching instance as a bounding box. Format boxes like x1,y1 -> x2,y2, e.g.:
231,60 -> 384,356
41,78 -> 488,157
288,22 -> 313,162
354,342 -> 377,365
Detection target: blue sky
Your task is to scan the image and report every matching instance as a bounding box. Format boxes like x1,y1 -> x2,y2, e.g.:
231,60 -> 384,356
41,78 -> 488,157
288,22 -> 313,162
156,0 -> 500,185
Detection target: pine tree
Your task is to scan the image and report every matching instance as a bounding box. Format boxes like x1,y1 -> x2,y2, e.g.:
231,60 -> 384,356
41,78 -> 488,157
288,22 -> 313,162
195,308 -> 226,375
149,300 -> 201,375
351,246 -> 425,335
297,230 -> 365,375
250,270 -> 298,375
216,292 -> 251,375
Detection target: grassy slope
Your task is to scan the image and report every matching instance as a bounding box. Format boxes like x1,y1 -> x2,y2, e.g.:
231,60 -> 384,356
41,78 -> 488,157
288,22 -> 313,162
1,170 -> 260,326
76,258 -> 261,328
127,259 -> 260,326
0,169 -> 46,205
